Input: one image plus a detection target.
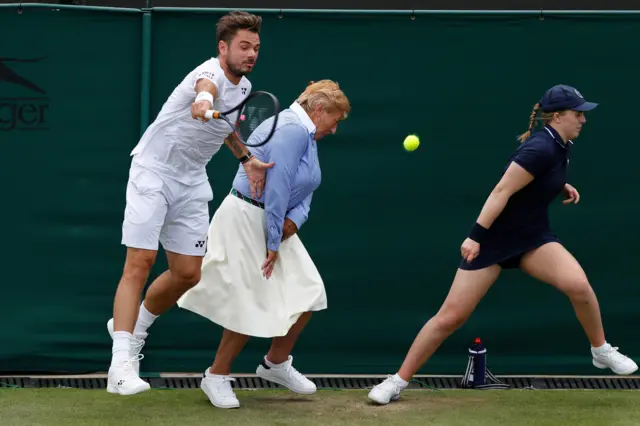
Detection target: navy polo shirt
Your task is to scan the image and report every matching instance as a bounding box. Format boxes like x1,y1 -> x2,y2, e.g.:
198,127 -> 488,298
487,125 -> 571,242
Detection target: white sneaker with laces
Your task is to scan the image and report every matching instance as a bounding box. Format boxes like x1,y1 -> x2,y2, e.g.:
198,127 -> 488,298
200,370 -> 240,409
107,318 -> 147,375
107,355 -> 150,395
256,356 -> 316,394
592,344 -> 638,375
368,375 -> 406,405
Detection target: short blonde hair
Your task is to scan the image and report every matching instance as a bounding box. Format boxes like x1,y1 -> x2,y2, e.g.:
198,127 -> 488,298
296,80 -> 351,120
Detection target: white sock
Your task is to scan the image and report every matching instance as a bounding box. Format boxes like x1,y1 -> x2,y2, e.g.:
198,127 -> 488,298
111,331 -> 132,367
205,369 -> 230,379
392,373 -> 409,388
134,302 -> 158,336
592,341 -> 611,355
264,356 -> 289,369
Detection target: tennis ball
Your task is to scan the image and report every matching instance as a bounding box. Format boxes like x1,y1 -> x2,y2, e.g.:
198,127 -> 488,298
403,134 -> 420,152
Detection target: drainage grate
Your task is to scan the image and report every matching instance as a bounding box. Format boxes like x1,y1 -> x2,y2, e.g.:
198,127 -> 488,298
0,378 -> 28,388
536,377 -> 640,390
1,375 -> 639,390
29,377 -> 111,389
408,377 -> 460,389
155,377 -> 199,390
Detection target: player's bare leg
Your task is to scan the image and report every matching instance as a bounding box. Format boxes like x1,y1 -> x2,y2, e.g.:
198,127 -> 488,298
201,329 -> 250,409
521,243 -> 603,345
257,312 -> 317,394
107,247 -> 156,395
266,312 -> 312,364
521,242 -> 637,375
108,251 -> 204,371
112,248 -> 157,332
107,251 -> 202,372
369,265 -> 501,404
210,329 -> 251,375
397,266 -> 500,380
142,251 -> 203,317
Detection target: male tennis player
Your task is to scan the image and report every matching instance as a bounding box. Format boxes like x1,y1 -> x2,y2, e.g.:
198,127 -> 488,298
105,11 -> 273,396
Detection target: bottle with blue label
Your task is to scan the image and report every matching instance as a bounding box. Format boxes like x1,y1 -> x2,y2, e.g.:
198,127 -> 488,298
461,337 -> 510,389
469,337 -> 487,387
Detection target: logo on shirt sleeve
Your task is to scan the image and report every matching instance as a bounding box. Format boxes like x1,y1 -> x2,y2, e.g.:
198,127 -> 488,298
241,87 -> 247,95
197,71 -> 215,81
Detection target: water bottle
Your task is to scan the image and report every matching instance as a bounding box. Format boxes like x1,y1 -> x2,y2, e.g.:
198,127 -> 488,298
469,337 -> 487,387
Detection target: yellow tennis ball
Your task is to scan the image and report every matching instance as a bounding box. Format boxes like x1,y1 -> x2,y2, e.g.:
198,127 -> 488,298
403,134 -> 420,151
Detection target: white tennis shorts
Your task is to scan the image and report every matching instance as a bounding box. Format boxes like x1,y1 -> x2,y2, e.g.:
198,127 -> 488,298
121,162 -> 213,256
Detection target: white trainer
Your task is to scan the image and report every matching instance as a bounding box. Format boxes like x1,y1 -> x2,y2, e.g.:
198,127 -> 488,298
592,344 -> 638,375
200,370 -> 240,409
107,318 -> 147,375
107,355 -> 151,395
256,356 -> 316,394
368,375 -> 406,405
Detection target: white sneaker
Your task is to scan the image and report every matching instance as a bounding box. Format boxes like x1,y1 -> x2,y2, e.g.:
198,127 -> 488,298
107,356 -> 151,395
200,370 -> 240,409
256,356 -> 316,394
107,318 -> 147,375
592,344 -> 638,375
368,375 -> 406,405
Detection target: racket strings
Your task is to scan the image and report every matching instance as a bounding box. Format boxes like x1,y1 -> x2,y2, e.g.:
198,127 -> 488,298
237,96 -> 277,142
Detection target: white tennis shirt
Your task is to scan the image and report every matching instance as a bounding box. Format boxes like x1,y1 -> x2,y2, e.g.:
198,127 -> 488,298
130,57 -> 251,186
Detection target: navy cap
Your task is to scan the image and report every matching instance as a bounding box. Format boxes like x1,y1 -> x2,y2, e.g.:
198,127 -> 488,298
539,84 -> 598,113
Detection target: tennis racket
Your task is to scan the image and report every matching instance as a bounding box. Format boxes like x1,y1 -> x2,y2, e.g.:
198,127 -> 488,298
204,91 -> 280,147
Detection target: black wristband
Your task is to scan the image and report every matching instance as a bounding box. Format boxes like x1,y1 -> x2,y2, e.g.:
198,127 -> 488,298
239,151 -> 253,164
468,222 -> 488,243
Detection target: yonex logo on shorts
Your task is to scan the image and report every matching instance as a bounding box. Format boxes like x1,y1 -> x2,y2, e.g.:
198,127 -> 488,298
195,240 -> 205,248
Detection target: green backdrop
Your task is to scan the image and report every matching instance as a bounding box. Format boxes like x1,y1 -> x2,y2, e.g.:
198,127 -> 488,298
2,7 -> 639,376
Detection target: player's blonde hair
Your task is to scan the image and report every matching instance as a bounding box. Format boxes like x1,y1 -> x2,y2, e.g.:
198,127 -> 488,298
517,102 -> 562,143
296,80 -> 351,120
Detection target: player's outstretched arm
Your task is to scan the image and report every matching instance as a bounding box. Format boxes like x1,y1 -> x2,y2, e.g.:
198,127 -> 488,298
191,77 -> 268,171
474,141 -> 553,232
224,131 -> 250,160
475,162 -> 534,229
229,132 -> 275,199
191,78 -> 217,122
462,162 -> 535,263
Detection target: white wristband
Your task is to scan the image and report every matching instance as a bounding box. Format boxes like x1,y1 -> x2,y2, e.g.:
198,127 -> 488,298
195,91 -> 214,105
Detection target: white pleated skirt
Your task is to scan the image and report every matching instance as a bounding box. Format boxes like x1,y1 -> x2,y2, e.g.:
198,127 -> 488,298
177,193 -> 327,338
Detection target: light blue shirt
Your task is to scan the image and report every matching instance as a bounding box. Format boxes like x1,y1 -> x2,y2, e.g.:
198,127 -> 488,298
232,102 -> 321,251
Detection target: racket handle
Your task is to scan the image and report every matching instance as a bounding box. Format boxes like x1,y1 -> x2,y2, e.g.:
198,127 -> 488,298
204,110 -> 220,120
